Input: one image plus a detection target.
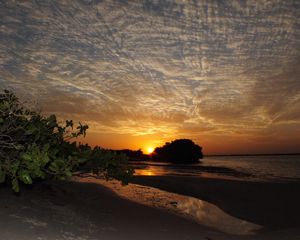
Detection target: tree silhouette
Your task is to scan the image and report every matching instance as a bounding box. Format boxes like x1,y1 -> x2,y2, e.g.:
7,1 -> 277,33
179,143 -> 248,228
152,139 -> 203,163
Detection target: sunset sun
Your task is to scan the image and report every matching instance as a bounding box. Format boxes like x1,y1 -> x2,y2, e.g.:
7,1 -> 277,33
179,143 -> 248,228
147,147 -> 154,154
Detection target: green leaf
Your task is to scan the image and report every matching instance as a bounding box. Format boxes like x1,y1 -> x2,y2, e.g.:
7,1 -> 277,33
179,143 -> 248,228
43,143 -> 50,152
21,153 -> 32,162
65,170 -> 73,178
49,161 -> 59,172
77,158 -> 87,164
42,154 -> 50,165
19,170 -> 32,184
12,179 -> 20,192
11,161 -> 20,175
25,126 -> 36,135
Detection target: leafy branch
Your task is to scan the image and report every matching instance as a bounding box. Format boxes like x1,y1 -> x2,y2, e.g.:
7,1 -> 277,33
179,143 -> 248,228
0,90 -> 133,192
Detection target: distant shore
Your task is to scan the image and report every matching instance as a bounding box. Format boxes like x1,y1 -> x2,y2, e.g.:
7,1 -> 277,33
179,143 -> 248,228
204,153 -> 300,157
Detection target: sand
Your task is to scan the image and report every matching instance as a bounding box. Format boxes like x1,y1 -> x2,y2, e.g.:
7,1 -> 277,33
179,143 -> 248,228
0,175 -> 300,240
0,179 -> 244,240
130,175 -> 300,229
77,176 -> 262,236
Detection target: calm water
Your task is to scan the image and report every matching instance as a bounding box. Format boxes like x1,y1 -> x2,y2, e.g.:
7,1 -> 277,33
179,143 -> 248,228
202,155 -> 300,180
133,155 -> 300,182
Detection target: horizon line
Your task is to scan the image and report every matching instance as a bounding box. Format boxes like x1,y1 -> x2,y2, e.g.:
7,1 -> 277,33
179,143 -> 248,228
204,153 -> 300,157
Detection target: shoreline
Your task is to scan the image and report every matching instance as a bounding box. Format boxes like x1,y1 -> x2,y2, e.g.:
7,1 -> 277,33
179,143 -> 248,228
77,176 -> 262,236
0,179 -> 247,240
1,175 -> 300,240
130,175 -> 300,229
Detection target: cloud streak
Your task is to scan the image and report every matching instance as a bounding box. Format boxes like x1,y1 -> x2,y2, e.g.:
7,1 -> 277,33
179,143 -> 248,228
1,0 -> 299,153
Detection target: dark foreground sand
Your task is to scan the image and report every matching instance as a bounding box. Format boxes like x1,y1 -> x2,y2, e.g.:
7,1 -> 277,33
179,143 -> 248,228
131,176 -> 300,229
0,180 -> 244,240
0,177 -> 300,240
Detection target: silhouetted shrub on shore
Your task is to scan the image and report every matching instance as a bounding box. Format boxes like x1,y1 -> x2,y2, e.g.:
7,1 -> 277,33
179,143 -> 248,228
152,139 -> 203,163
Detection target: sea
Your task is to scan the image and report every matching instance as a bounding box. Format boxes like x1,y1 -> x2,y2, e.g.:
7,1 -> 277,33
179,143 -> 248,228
132,154 -> 300,182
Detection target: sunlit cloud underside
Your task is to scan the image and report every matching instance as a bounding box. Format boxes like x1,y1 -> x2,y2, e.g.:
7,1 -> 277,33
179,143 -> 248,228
1,0 -> 299,153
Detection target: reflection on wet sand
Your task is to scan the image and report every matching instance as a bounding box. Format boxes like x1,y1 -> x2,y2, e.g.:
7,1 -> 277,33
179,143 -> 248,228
177,197 -> 261,235
77,176 -> 261,235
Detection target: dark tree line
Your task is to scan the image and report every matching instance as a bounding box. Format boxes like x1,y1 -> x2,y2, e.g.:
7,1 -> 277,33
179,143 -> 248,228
115,149 -> 150,161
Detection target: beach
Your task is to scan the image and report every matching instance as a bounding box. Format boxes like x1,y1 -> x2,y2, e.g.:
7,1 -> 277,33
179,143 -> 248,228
130,175 -> 300,229
1,175 -> 300,240
0,179 -> 245,240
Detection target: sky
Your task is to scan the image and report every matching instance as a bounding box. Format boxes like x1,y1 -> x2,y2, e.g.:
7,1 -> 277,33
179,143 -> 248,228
1,0 -> 300,154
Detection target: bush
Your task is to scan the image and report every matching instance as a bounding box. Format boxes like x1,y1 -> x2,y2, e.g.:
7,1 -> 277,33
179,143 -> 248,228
86,146 -> 134,185
152,139 -> 203,163
0,90 -> 133,192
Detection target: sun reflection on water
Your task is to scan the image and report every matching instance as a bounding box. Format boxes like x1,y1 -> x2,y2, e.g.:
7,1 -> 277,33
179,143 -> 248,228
135,168 -> 156,176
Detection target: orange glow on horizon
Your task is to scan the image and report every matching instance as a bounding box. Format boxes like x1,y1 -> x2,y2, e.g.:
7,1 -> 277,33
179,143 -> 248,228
146,147 -> 154,154
77,131 -> 300,156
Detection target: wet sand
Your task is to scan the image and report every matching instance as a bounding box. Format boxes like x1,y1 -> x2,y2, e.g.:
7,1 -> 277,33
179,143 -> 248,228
0,180 -> 247,240
130,175 -> 300,229
0,176 -> 300,240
